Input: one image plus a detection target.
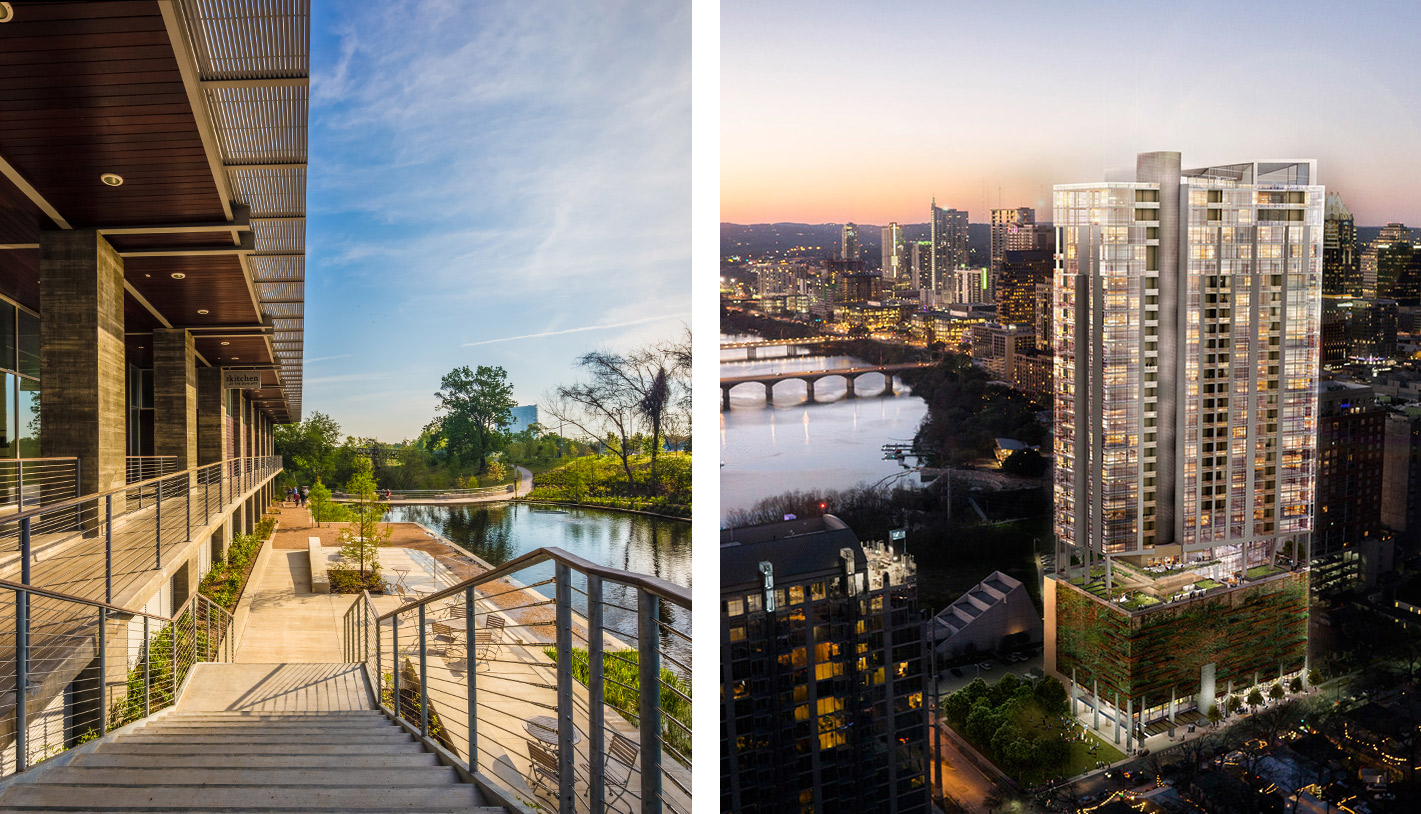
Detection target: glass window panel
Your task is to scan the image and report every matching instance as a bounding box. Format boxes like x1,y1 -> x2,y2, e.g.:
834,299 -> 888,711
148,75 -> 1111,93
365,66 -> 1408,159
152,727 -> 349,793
0,373 -> 12,457
17,378 -> 38,458
16,310 -> 38,380
0,302 -> 14,373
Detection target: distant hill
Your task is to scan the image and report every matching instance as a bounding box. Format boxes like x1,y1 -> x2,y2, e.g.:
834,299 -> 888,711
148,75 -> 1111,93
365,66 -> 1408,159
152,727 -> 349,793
722,222 -> 992,267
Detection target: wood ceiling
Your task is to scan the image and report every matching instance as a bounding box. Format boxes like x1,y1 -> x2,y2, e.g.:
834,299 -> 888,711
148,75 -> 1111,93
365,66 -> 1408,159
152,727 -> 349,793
0,1 -> 307,424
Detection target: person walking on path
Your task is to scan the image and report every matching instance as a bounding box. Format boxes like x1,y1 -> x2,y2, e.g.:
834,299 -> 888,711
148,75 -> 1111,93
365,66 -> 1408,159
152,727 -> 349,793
299,485 -> 309,507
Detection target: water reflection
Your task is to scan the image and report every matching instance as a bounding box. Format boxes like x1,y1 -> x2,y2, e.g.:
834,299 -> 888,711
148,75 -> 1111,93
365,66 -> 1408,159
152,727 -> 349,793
385,502 -> 692,674
720,337 -> 929,521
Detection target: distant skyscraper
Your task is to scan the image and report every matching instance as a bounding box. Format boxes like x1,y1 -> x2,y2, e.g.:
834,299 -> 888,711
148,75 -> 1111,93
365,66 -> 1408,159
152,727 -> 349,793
1047,153 -> 1321,736
930,201 -> 968,291
997,248 -> 1054,326
1323,193 -> 1358,297
909,240 -> 932,290
1361,223 -> 1419,303
507,404 -> 539,434
881,223 -> 906,281
1311,380 -> 1386,595
721,515 -> 927,814
841,222 -> 860,262
989,207 -> 1036,274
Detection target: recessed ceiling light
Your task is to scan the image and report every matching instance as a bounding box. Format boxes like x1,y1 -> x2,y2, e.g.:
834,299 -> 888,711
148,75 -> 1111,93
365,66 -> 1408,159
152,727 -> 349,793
170,272 -> 185,280
221,341 -> 231,346
231,356 -> 240,360
100,173 -> 123,187
144,274 -> 151,278
197,309 -> 209,315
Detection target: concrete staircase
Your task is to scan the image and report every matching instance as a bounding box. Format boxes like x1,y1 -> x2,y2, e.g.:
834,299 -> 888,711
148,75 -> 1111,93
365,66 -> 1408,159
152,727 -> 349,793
0,664 -> 513,813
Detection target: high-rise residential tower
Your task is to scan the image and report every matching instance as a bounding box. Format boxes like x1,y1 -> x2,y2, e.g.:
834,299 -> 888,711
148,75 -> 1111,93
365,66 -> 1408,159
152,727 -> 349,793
989,207 -> 1036,271
1361,223 -> 1419,303
881,222 -> 906,281
1322,193 -> 1358,297
841,222 -> 860,262
1045,153 -> 1321,743
930,201 -> 968,291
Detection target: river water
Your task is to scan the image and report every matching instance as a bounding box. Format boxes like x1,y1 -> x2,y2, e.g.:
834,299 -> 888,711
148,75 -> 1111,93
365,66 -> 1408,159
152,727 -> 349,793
386,502 -> 691,673
719,333 -> 929,521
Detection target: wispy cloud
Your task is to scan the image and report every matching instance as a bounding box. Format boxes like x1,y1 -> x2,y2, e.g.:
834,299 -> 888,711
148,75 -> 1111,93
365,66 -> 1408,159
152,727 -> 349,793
305,353 -> 353,364
461,313 -> 688,347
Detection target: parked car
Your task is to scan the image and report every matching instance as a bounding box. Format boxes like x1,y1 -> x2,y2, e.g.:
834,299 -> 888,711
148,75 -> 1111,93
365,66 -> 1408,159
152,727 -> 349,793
978,661 -> 994,671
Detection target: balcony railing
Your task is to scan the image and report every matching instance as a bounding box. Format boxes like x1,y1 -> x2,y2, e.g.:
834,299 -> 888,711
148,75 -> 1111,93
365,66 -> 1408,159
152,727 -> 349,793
0,455 -> 282,607
125,455 -> 177,485
342,546 -> 692,814
0,577 -> 235,776
0,458 -> 80,516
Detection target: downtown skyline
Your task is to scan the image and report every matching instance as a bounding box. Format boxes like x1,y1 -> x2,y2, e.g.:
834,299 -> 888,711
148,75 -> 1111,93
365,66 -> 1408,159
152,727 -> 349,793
722,0 -> 1421,227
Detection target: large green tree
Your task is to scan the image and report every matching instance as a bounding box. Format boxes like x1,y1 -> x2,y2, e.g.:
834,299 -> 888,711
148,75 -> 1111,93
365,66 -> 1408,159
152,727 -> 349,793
273,411 -> 341,483
425,365 -> 517,473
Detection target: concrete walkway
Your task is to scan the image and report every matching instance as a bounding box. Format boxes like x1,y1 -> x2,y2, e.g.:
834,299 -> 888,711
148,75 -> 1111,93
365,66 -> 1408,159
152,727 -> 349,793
236,548 -> 356,663
182,663 -> 372,712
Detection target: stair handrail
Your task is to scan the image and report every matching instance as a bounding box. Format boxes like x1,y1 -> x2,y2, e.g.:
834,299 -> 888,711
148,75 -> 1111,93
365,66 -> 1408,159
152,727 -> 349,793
345,545 -> 692,814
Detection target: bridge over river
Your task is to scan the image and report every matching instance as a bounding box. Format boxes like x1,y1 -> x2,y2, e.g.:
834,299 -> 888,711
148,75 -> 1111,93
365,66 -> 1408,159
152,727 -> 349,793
719,336 -> 857,359
720,361 -> 935,409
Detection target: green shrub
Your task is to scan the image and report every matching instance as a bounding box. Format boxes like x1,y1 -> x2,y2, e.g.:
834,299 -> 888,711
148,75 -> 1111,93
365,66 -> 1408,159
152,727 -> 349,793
329,565 -> 384,594
542,645 -> 691,765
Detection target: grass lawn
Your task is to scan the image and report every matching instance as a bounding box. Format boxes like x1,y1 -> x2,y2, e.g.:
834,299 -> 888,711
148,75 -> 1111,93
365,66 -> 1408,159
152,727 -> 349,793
989,700 -> 1128,786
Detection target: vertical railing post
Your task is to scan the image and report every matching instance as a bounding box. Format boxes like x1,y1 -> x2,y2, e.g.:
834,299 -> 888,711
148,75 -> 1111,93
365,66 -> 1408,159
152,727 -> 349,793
391,612 -> 400,722
75,458 -> 81,501
16,458 -> 23,510
186,471 -> 192,541
171,612 -> 178,706
418,604 -> 429,738
105,495 -> 113,604
143,615 -> 151,718
155,478 -> 163,570
14,586 -> 28,773
204,469 -> 210,526
587,573 -> 606,813
376,608 -> 383,707
98,606 -> 108,736
637,591 -> 663,813
465,586 -> 477,773
554,562 -> 575,811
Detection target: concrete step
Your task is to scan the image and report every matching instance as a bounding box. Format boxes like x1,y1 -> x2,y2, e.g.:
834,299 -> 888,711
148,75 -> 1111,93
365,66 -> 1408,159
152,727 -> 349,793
0,810 -> 505,814
134,723 -> 403,735
115,731 -> 414,745
31,766 -> 459,787
73,752 -> 440,769
0,783 -> 488,810
96,741 -> 430,756
161,712 -> 388,721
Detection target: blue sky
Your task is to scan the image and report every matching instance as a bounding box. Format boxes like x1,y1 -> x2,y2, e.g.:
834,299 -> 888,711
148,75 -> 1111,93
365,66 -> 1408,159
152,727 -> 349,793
304,0 -> 690,440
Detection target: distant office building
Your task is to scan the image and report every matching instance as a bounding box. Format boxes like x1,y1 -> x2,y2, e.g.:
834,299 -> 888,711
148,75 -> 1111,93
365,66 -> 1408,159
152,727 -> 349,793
989,207 -> 1035,274
951,268 -> 991,305
1312,381 -> 1387,595
1034,282 -> 1054,351
507,404 -> 539,434
841,223 -> 860,262
1323,193 -> 1359,296
971,323 -> 1034,381
930,201 -> 969,292
908,240 -> 932,290
997,248 -> 1054,326
1047,153 -> 1320,735
881,223 -> 906,281
838,272 -> 885,304
1011,352 -> 1053,396
1361,223 -> 1418,301
1382,409 -> 1421,554
721,515 -> 928,814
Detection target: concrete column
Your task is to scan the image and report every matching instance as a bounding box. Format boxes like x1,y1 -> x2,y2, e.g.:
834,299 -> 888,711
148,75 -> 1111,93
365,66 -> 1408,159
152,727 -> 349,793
152,329 -> 198,472
1093,679 -> 1099,729
197,369 -> 228,466
845,376 -> 856,398
1126,697 -> 1134,753
1071,668 -> 1078,716
1113,690 -> 1121,745
883,375 -> 896,396
39,230 -> 127,496
764,382 -> 773,405
722,387 -> 731,410
805,380 -> 816,403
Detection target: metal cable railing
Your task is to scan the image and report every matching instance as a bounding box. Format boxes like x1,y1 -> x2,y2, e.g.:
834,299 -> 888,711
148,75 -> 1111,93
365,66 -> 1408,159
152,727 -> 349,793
125,456 -> 177,485
343,546 -> 692,814
0,576 -> 235,777
0,456 -> 282,608
0,458 -> 80,516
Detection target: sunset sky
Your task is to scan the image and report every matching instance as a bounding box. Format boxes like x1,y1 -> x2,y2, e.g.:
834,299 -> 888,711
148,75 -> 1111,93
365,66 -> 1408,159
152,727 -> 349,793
723,0 -> 1421,227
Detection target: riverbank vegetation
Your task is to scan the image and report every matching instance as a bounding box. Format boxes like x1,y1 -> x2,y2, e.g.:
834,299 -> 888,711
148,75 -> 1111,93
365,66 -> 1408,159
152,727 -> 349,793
525,452 -> 691,517
900,353 -> 1048,466
275,332 -> 691,503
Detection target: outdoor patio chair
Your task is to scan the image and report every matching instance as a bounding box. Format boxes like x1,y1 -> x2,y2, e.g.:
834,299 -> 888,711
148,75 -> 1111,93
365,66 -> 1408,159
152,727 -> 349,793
526,741 -> 560,801
430,621 -> 464,659
593,732 -> 639,813
473,626 -> 503,664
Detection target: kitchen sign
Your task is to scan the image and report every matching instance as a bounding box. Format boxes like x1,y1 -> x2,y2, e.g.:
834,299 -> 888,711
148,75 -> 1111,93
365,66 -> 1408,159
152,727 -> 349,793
222,370 -> 263,390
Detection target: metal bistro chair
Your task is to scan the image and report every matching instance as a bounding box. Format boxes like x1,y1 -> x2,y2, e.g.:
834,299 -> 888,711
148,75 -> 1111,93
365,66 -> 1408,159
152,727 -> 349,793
585,732 -> 640,813
526,741 -> 560,803
429,621 -> 465,659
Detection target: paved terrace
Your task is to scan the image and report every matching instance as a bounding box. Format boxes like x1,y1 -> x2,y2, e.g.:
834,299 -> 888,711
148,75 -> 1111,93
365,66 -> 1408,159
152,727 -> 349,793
240,517 -> 690,812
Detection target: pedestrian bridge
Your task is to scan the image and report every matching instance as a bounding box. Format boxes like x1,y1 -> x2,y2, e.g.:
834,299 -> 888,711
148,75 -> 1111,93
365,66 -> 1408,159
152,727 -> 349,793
719,336 -> 856,359
720,361 -> 935,408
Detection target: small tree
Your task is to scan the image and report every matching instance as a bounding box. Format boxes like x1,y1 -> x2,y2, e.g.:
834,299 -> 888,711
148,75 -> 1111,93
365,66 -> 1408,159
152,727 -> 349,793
1227,695 -> 1244,716
484,460 -> 507,485
1247,686 -> 1264,712
338,459 -> 388,579
1306,667 -> 1323,688
1207,704 -> 1223,727
307,479 -> 335,527
1269,682 -> 1285,702
1289,676 -> 1303,693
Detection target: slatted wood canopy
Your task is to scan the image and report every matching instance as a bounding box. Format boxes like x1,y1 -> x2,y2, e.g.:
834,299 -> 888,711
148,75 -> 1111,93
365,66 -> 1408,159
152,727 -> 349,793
0,0 -> 307,423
